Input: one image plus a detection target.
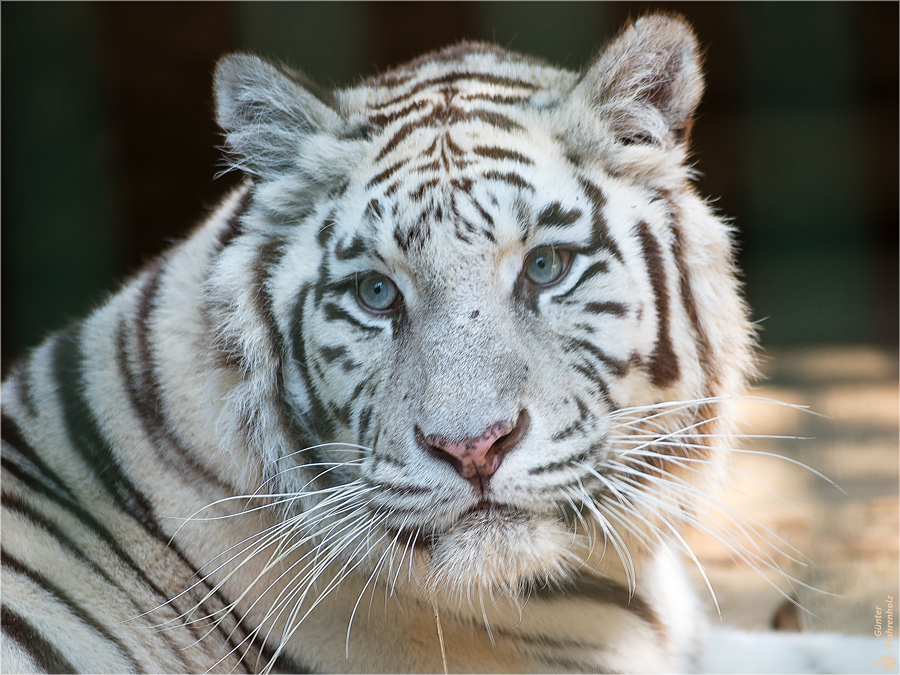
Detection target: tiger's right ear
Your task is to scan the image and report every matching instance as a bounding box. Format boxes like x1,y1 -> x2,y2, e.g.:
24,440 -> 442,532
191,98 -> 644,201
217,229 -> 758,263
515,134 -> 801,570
569,14 -> 703,152
214,54 -> 342,178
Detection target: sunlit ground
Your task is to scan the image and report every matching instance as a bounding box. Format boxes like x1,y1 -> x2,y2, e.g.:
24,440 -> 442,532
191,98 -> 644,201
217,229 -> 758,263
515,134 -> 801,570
682,346 -> 899,635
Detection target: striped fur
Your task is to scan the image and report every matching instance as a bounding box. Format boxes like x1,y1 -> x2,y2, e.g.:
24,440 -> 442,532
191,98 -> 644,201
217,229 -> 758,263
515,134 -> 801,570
1,15 -> 768,673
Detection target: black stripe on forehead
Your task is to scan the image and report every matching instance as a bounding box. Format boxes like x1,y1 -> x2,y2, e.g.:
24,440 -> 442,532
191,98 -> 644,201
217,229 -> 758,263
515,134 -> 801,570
334,235 -> 369,262
481,170 -> 535,193
410,177 -> 441,202
368,99 -> 431,130
461,92 -> 531,106
472,145 -> 534,165
371,71 -> 538,112
367,158 -> 411,190
536,202 -> 584,230
373,107 -> 525,164
375,119 -> 424,163
575,176 -> 623,261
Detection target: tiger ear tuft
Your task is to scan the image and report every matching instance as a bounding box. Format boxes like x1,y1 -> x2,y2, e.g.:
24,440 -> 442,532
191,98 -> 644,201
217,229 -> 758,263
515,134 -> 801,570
577,14 -> 703,148
214,54 -> 341,177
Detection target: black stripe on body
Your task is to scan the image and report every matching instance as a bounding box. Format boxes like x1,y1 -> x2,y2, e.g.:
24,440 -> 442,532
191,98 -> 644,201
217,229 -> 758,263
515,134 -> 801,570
0,491 -> 196,669
7,365 -> 39,420
1,425 -> 254,668
125,265 -> 232,494
250,238 -> 320,470
532,573 -> 666,643
635,222 -> 679,388
1,604 -> 78,674
1,548 -> 142,671
2,432 -> 173,601
492,627 -> 615,673
1,414 -> 76,504
265,649 -> 317,675
51,325 -> 165,536
49,324 -> 260,664
2,491 -> 119,592
1,441 -> 247,666
536,654 -> 615,674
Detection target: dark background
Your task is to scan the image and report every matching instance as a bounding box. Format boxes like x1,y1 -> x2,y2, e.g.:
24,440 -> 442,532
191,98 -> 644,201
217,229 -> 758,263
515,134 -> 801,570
3,2 -> 898,374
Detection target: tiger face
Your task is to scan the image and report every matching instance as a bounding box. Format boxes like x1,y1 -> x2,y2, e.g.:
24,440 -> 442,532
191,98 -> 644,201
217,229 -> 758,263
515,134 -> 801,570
210,16 -> 753,603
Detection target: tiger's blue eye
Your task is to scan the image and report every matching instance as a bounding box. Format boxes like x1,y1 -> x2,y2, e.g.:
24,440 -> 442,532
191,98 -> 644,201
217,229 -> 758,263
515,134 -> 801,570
357,273 -> 399,312
524,246 -> 570,286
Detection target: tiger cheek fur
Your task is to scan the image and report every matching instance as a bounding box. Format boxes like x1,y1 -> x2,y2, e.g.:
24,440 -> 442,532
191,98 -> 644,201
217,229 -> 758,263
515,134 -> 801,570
2,14 -> 775,675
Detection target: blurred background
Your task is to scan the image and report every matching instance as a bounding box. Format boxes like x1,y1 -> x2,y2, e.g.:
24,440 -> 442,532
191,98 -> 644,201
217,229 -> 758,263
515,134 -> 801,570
2,1 -> 897,646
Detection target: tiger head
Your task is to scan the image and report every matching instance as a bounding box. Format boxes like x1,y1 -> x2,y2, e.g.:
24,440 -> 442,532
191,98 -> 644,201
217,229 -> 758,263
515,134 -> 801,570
206,15 -> 754,602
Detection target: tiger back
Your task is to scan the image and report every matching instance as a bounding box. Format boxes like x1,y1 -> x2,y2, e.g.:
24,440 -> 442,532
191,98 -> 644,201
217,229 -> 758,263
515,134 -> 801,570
0,14 -> 863,674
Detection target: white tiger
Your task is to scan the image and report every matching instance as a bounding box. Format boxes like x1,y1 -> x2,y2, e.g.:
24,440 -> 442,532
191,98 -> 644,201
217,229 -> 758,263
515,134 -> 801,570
0,14 -> 878,674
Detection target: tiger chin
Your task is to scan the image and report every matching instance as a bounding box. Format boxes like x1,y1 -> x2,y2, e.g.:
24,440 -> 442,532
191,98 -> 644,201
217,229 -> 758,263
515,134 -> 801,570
1,12 -> 878,675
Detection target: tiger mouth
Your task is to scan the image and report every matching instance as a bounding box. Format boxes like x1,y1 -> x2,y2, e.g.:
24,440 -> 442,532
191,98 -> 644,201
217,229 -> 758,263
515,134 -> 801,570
393,501 -> 524,551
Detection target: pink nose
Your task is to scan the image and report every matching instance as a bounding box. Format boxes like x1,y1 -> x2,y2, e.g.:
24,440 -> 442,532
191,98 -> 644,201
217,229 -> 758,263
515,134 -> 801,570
420,411 -> 530,490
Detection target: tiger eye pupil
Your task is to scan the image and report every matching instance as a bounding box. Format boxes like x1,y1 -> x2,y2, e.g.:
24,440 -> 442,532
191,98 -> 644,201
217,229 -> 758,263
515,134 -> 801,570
524,246 -> 568,286
357,273 -> 399,312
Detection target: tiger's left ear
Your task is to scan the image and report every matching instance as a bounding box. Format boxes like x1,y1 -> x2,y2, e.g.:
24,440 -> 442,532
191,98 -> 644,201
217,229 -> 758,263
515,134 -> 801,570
214,54 -> 343,178
573,14 -> 703,149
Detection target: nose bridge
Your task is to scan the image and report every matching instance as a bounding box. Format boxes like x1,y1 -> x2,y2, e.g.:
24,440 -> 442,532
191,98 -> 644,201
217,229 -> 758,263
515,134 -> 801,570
409,278 -> 525,438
